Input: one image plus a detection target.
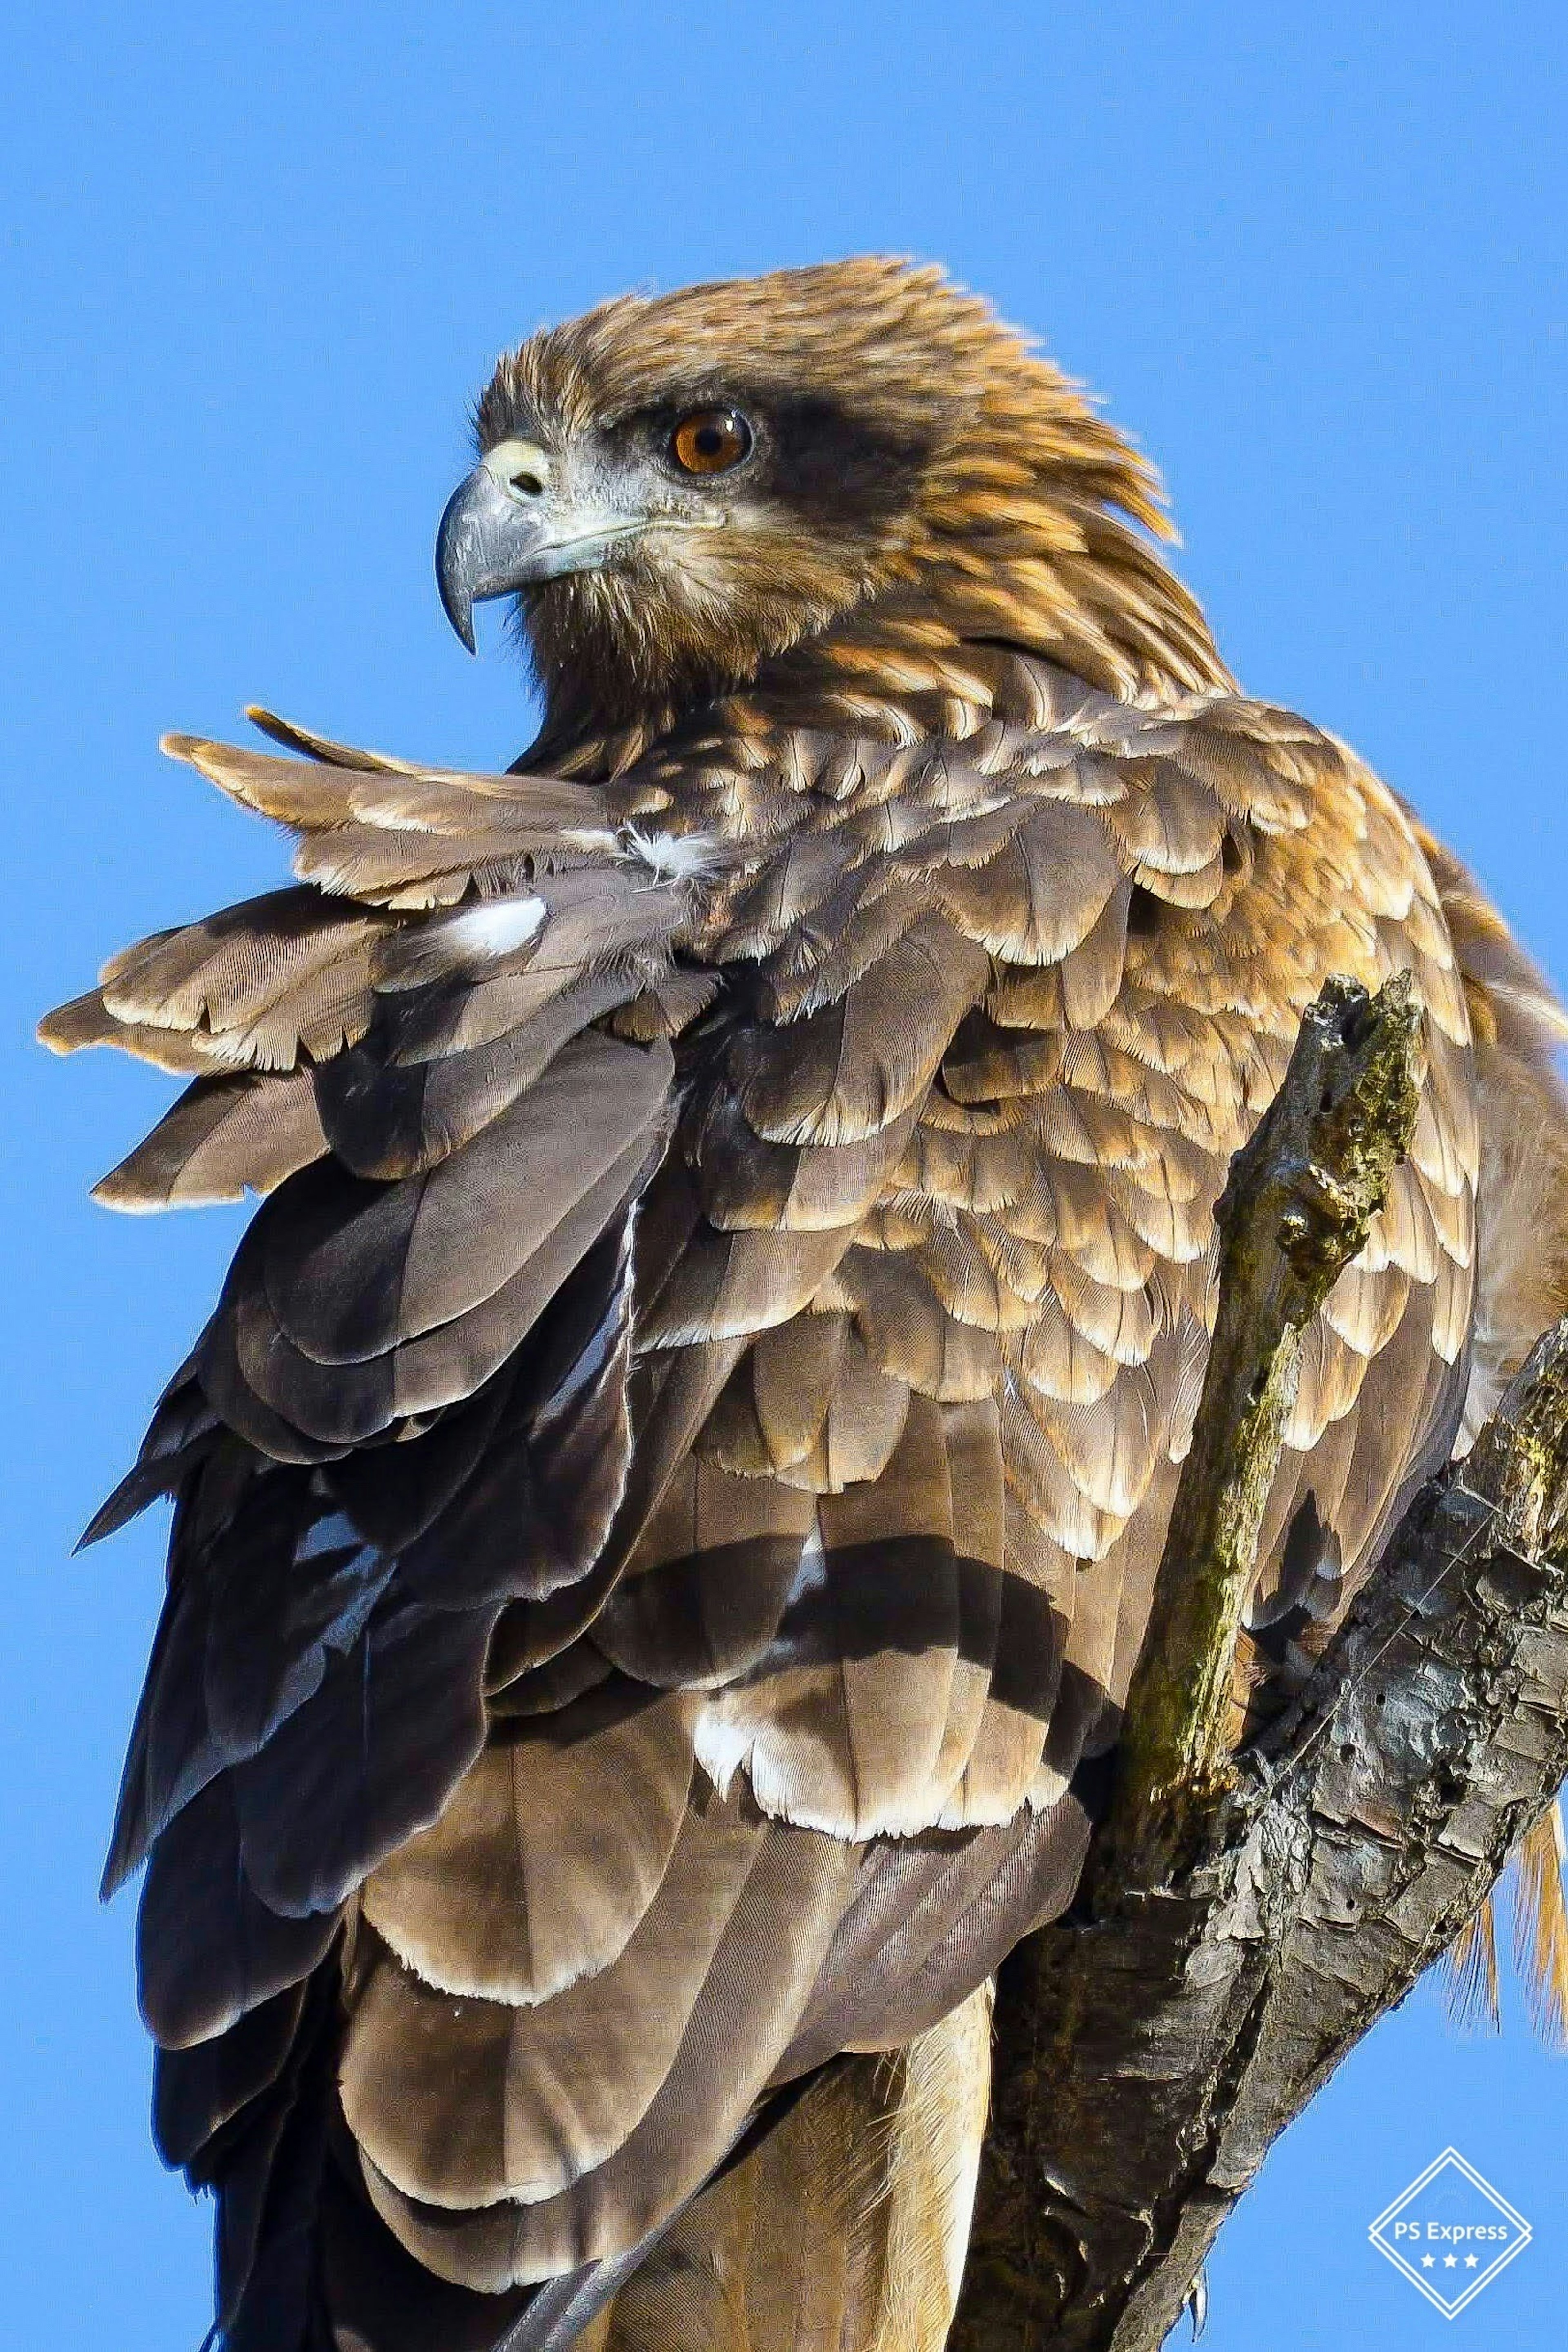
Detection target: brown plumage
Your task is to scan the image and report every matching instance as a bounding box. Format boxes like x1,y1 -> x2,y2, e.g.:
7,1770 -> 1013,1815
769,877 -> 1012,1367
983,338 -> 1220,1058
42,257 -> 1568,2351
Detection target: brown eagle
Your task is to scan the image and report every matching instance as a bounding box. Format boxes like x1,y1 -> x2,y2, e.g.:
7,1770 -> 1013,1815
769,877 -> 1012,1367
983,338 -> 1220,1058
42,259 -> 1568,2351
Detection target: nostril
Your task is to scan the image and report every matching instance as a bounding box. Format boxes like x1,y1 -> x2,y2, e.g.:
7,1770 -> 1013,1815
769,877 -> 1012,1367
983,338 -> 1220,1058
509,470 -> 545,497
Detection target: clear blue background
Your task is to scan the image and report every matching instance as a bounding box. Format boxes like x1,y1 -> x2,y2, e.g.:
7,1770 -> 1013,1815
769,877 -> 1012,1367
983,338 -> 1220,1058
3,6 -> 1564,2345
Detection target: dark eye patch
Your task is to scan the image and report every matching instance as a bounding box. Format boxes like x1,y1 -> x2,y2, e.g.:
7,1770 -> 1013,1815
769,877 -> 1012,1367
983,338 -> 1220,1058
628,389 -> 940,531
758,395 -> 941,527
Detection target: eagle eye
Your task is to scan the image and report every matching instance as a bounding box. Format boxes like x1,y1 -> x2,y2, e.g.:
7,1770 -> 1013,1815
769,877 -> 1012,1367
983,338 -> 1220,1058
671,409 -> 753,476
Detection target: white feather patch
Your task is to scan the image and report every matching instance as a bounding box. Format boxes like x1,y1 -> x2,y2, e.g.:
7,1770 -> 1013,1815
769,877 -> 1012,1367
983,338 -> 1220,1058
692,1708 -> 756,1803
435,894 -> 547,959
619,827 -> 722,883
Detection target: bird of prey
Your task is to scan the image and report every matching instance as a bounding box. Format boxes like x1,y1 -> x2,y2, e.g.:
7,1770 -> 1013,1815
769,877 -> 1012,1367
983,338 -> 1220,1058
42,259 -> 1568,2352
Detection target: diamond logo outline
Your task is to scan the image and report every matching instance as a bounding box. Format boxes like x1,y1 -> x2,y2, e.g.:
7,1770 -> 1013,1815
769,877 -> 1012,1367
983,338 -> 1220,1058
1368,2146 -> 1533,2318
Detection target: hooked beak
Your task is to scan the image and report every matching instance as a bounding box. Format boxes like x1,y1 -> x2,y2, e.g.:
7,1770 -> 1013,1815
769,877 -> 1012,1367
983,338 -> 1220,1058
436,437 -> 637,653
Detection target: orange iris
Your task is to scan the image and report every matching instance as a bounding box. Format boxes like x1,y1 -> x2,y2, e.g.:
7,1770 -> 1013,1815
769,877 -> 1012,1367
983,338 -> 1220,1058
671,409 -> 753,475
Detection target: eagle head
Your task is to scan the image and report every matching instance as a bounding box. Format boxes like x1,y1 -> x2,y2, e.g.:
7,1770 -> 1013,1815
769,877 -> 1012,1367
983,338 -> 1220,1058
437,257 -> 1193,748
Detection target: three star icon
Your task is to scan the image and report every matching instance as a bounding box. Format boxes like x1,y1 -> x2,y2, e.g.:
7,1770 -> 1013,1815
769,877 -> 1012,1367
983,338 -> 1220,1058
1368,2148 -> 1534,2311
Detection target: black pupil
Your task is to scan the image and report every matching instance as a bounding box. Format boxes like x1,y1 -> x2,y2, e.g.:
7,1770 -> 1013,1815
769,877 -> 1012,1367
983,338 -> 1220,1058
696,424 -> 726,456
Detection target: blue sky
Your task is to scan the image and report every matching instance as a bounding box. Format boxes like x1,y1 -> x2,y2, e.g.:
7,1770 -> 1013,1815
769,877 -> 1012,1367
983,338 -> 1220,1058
2,5 -> 1564,2345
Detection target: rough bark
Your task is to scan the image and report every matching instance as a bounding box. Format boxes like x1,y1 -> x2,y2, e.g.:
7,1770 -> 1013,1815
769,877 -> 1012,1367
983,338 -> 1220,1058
1102,970 -> 1421,1892
951,977 -> 1568,2352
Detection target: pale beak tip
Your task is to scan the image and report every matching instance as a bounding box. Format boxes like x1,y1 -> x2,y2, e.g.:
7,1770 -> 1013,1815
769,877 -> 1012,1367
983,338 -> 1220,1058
436,548 -> 478,652
445,593 -> 478,655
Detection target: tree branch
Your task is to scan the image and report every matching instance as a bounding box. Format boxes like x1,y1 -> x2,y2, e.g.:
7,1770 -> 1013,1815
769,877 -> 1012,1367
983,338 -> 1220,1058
1102,970 -> 1420,1892
951,978 -> 1568,2352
